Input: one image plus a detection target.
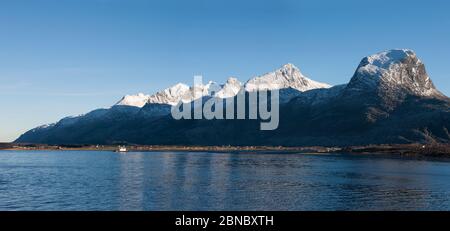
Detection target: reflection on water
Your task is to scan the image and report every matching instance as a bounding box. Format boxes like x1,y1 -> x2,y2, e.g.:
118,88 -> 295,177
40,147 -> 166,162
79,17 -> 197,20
118,153 -> 144,210
1,150 -> 450,211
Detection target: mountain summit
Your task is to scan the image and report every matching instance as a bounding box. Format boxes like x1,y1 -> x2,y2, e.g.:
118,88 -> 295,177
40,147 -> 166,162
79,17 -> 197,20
245,63 -> 331,92
147,83 -> 191,106
347,49 -> 441,97
215,77 -> 242,98
116,93 -> 151,108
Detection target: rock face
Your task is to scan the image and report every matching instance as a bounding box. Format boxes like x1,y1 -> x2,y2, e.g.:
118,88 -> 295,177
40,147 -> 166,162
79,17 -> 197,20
15,49 -> 450,146
347,49 -> 438,97
345,49 -> 443,110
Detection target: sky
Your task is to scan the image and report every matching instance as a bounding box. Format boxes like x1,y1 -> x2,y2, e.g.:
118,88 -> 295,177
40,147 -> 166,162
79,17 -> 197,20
0,0 -> 449,142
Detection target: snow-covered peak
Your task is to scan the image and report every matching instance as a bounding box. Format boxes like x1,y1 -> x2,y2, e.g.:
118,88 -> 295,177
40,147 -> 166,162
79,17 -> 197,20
192,81 -> 222,99
280,63 -> 298,72
357,49 -> 419,75
164,83 -> 191,98
116,93 -> 151,108
215,77 -> 242,98
245,63 -> 332,92
146,81 -> 225,106
348,49 -> 440,97
147,83 -> 191,106
170,83 -> 190,92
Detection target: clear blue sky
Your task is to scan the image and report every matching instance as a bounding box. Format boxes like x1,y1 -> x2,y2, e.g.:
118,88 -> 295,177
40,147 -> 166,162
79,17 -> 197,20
1,0 -> 449,142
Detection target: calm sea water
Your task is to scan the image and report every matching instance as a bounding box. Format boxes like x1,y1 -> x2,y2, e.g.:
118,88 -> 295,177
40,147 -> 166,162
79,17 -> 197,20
1,150 -> 450,211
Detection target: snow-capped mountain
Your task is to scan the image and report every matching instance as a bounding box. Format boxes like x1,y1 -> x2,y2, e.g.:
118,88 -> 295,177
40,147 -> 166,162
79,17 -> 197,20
347,49 -> 441,97
16,49 -> 450,146
245,63 -> 331,92
116,93 -> 151,108
146,81 -> 224,106
119,81 -> 226,108
116,63 -> 331,108
191,81 -> 222,100
146,83 -> 190,106
215,77 -> 242,98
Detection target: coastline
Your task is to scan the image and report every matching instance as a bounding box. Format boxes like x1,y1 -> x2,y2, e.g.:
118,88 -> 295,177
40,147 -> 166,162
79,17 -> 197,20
1,143 -> 449,157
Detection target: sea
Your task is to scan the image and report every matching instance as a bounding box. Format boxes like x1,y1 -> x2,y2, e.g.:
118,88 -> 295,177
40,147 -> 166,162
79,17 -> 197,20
1,150 -> 450,211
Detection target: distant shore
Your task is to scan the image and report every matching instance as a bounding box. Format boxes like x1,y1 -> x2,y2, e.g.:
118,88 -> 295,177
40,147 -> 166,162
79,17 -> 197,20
1,143 -> 449,157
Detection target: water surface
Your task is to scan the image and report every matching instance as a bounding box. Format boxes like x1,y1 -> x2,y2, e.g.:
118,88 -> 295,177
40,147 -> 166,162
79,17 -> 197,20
1,150 -> 450,211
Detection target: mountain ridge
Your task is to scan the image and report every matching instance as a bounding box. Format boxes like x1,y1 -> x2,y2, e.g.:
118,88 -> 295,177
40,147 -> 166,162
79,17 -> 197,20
15,49 -> 450,146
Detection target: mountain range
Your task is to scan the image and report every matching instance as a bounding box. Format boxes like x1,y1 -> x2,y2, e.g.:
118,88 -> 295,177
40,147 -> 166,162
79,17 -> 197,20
15,49 -> 450,146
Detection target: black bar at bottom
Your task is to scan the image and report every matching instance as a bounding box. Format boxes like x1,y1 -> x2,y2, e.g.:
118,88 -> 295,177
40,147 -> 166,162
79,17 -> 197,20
0,212 -> 449,230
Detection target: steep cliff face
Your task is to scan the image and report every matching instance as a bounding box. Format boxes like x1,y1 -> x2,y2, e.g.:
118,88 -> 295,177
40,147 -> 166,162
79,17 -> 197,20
345,49 -> 443,109
347,49 -> 438,96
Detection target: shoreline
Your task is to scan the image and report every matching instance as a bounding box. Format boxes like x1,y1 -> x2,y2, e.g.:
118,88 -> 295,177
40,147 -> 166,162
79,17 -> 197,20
1,144 -> 338,153
1,143 -> 449,157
